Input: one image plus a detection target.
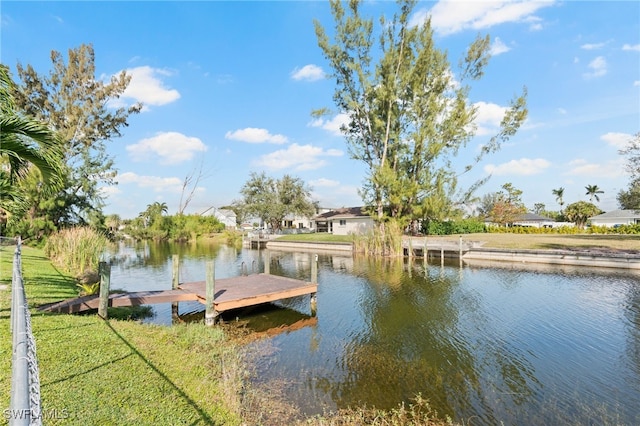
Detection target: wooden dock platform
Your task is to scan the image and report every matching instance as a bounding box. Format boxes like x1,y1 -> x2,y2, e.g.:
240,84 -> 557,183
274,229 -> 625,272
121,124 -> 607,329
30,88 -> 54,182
39,273 -> 317,316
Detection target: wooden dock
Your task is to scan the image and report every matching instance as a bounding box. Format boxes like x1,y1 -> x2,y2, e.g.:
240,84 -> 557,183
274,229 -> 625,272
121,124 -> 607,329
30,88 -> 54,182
39,273 -> 317,317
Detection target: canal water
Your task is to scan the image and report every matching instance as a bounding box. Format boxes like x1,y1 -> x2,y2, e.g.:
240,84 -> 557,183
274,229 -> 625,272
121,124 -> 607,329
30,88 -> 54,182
106,240 -> 640,425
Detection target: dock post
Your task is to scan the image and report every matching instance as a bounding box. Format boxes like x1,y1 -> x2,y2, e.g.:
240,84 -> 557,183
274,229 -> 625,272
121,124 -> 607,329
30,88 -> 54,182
264,250 -> 270,275
440,247 -> 444,267
310,254 -> 318,316
98,262 -> 110,319
408,237 -> 413,258
459,235 -> 463,268
172,255 -> 179,320
205,261 -> 217,326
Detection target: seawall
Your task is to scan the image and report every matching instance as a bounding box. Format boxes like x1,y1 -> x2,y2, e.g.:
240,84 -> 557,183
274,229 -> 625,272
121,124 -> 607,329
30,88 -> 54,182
462,248 -> 640,270
266,240 -> 354,252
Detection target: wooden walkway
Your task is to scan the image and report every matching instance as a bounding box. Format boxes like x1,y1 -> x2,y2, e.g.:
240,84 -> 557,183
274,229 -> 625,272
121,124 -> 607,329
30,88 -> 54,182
39,273 -> 317,315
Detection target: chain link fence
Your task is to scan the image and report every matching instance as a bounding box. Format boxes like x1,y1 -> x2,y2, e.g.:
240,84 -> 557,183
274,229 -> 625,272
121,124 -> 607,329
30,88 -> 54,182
7,237 -> 42,426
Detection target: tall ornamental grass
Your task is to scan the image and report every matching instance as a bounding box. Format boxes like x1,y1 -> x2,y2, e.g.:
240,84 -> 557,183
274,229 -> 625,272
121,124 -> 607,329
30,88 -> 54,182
44,226 -> 108,275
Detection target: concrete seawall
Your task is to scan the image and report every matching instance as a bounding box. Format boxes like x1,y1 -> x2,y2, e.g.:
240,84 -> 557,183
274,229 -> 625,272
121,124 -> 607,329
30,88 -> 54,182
463,248 -> 640,270
266,240 -> 354,252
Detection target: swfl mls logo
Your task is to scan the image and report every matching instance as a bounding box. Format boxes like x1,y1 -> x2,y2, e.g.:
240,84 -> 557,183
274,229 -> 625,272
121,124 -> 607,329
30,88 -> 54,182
3,408 -> 69,421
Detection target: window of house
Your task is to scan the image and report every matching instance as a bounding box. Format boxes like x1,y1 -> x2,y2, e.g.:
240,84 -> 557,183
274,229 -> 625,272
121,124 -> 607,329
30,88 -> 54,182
339,220 -> 346,226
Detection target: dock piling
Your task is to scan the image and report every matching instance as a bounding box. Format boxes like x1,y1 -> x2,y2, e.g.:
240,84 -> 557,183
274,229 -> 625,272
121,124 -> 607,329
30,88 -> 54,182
310,254 -> 318,316
264,250 -> 270,275
172,255 -> 180,319
205,261 -> 217,326
98,262 -> 110,319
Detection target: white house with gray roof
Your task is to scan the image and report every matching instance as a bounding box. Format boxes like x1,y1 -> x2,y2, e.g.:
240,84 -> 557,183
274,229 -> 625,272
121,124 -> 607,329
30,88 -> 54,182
589,209 -> 640,227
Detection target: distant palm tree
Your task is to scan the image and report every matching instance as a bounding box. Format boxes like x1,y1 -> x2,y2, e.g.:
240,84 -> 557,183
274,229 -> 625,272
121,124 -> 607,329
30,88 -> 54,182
552,187 -> 565,210
585,184 -> 604,203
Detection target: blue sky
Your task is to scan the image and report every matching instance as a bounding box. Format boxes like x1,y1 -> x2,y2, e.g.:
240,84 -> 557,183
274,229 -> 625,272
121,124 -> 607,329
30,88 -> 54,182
2,1 -> 639,219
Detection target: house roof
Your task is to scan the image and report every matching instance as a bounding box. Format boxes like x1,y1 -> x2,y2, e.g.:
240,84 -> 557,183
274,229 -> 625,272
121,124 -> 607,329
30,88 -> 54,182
315,207 -> 370,220
515,213 -> 554,222
590,209 -> 640,220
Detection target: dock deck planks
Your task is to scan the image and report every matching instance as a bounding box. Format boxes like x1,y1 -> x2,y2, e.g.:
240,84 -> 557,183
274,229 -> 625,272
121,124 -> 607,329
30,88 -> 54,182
38,273 -> 317,315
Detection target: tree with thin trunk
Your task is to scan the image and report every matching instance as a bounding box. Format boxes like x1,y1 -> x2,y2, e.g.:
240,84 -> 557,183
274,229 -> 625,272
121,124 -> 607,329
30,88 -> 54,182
552,187 -> 565,211
585,184 -> 604,203
314,0 -> 528,237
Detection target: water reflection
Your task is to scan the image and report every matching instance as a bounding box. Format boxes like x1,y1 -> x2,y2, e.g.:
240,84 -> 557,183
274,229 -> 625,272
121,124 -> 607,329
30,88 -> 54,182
106,241 -> 640,425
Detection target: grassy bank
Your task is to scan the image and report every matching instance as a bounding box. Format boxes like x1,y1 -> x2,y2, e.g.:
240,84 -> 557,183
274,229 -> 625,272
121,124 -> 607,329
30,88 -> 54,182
0,245 -> 242,425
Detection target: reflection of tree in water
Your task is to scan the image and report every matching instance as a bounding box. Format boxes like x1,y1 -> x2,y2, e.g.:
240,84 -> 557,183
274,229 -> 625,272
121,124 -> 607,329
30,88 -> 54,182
312,256 -> 541,424
106,240 -> 226,270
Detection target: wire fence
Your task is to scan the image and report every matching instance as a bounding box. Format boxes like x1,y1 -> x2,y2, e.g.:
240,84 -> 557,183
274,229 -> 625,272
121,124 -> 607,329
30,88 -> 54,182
8,237 -> 42,426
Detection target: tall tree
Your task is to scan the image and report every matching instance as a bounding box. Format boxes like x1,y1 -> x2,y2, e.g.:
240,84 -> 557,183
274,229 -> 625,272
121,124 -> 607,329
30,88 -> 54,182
10,44 -> 141,229
314,0 -> 527,229
0,65 -> 63,212
617,132 -> 640,210
552,187 -> 565,211
239,172 -> 316,231
585,184 -> 604,203
617,181 -> 640,210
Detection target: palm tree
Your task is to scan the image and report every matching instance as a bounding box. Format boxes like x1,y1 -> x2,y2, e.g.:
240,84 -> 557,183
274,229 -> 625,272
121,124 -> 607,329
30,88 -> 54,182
552,187 -> 565,211
0,65 -> 62,210
585,184 -> 604,203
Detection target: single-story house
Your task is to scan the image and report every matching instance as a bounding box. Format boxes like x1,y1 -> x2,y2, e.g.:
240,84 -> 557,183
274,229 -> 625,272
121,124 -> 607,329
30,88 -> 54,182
513,213 -> 556,228
313,207 -> 374,236
589,209 -> 640,227
202,207 -> 237,229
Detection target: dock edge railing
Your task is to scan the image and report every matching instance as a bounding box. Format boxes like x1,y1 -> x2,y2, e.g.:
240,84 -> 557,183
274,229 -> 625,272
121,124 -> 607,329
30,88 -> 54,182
8,237 -> 42,426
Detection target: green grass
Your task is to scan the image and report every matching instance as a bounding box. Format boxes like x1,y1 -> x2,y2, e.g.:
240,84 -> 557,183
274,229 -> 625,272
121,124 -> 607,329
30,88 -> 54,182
0,245 -> 242,425
274,233 -> 353,243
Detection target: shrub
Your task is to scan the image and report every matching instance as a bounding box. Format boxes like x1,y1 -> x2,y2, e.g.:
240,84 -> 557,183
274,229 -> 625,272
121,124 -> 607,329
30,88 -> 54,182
44,226 -> 108,276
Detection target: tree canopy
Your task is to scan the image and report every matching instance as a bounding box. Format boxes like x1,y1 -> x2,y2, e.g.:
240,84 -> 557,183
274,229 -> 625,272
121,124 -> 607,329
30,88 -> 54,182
314,0 -> 528,228
7,44 -> 140,237
237,172 -> 316,231
564,201 -> 601,228
618,132 -> 640,210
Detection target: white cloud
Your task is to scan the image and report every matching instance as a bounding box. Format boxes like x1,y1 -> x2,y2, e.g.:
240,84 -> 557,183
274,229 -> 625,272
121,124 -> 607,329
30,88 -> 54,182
490,37 -> 511,55
126,132 -> 207,165
291,64 -> 325,82
566,158 -> 625,178
580,42 -> 605,50
484,158 -> 550,176
600,132 -> 633,149
309,113 -> 350,136
116,172 -> 184,192
557,108 -> 567,115
225,128 -> 288,144
414,0 -> 556,35
118,66 -> 180,109
253,143 -> 343,171
99,186 -> 121,196
622,44 -> 640,52
473,101 -> 507,136
583,56 -> 607,79
634,81 -> 640,87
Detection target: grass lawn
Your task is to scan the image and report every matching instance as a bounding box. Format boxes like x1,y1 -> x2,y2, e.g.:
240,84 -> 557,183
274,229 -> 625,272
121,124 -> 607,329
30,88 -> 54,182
0,245 -> 242,425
